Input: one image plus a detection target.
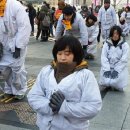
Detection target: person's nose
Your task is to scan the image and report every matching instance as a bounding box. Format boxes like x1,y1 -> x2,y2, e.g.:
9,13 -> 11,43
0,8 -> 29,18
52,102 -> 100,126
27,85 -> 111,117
60,54 -> 66,61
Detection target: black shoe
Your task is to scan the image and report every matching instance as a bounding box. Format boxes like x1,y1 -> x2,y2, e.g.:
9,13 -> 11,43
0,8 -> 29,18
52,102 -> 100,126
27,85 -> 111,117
4,93 -> 14,98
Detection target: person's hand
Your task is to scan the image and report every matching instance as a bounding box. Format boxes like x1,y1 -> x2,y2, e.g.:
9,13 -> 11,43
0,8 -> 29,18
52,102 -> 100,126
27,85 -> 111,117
49,91 -> 65,114
111,70 -> 118,79
0,42 -> 3,60
103,71 -> 111,78
13,47 -> 20,59
83,45 -> 88,58
99,22 -> 101,28
88,41 -> 92,45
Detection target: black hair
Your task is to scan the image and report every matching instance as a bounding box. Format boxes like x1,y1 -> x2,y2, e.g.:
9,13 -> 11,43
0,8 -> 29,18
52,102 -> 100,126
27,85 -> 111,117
86,14 -> 97,22
104,0 -> 110,4
53,35 -> 84,65
63,6 -> 74,15
126,6 -> 130,11
62,6 -> 76,24
109,25 -> 122,38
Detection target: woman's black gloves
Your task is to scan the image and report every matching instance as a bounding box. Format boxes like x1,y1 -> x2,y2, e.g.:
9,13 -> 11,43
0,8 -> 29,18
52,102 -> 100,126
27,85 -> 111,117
103,71 -> 111,78
103,70 -> 118,79
13,47 -> 21,59
49,91 -> 65,114
111,70 -> 118,79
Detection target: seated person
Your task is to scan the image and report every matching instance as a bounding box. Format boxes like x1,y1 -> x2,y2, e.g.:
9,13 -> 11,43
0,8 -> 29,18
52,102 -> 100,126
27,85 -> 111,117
118,17 -> 129,36
27,35 -> 102,130
99,25 -> 129,91
85,14 -> 99,59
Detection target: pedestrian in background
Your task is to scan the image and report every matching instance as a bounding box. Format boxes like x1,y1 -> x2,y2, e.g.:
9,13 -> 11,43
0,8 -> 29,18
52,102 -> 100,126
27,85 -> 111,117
98,0 -> 117,41
54,0 -> 66,28
27,3 -> 36,36
0,0 -> 31,99
49,7 -> 55,37
27,35 -> 102,130
99,26 -> 129,91
35,7 -> 41,40
38,5 -> 51,42
80,5 -> 91,19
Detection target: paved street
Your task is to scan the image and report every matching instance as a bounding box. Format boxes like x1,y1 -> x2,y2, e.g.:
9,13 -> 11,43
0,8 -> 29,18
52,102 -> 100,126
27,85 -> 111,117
0,35 -> 130,130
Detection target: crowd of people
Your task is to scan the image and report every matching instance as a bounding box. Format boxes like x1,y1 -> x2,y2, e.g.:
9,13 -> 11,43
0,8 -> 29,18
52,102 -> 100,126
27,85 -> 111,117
0,0 -> 130,130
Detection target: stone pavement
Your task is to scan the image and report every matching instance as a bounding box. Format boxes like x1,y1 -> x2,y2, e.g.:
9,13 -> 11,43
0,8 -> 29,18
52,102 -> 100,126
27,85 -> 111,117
0,35 -> 130,130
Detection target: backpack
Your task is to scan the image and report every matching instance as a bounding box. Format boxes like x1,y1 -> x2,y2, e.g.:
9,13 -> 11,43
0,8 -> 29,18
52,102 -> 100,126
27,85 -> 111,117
42,14 -> 51,27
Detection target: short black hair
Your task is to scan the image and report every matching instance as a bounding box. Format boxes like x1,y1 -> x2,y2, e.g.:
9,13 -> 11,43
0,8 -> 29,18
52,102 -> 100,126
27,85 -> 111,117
63,6 -> 74,15
109,25 -> 122,38
86,14 -> 97,22
53,36 -> 84,65
104,0 -> 110,4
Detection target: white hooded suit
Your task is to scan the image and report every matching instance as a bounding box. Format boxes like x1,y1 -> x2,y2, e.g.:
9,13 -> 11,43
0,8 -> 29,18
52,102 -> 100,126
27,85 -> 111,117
99,38 -> 129,90
27,65 -> 102,130
98,5 -> 117,40
0,0 -> 31,95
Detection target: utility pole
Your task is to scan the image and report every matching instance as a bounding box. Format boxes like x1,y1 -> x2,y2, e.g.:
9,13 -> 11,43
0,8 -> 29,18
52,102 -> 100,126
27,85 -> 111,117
127,0 -> 129,5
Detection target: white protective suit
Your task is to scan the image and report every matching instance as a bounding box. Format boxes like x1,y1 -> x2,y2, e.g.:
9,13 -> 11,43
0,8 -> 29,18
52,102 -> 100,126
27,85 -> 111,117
27,65 -> 102,130
0,0 -> 31,95
121,11 -> 126,18
55,12 -> 88,46
118,22 -> 129,36
87,23 -> 99,56
125,12 -> 130,31
99,38 -> 129,90
98,5 -> 117,40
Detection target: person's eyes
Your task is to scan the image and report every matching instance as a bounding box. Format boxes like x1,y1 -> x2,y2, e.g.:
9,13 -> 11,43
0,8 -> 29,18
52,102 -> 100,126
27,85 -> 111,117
65,51 -> 72,56
57,52 -> 62,55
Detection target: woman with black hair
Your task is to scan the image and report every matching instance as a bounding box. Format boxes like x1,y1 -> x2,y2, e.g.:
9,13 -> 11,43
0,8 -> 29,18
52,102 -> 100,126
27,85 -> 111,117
99,25 -> 129,91
55,6 -> 88,52
27,35 -> 102,130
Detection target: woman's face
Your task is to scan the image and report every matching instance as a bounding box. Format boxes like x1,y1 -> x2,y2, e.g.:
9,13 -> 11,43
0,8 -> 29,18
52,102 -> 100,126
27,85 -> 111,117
56,47 -> 74,64
64,14 -> 73,21
112,30 -> 120,41
125,8 -> 128,12
88,19 -> 93,24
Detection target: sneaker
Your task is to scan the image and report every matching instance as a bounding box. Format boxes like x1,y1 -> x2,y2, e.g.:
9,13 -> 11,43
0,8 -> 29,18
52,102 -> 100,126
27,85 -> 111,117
4,93 -> 14,98
14,95 -> 25,100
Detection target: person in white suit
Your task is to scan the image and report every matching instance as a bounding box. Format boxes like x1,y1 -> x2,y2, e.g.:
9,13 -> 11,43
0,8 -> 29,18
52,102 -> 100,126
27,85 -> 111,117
85,14 -> 99,59
99,26 -> 129,91
55,6 -> 88,58
118,17 -> 129,36
0,0 -> 31,99
27,36 -> 102,130
98,0 -> 117,41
